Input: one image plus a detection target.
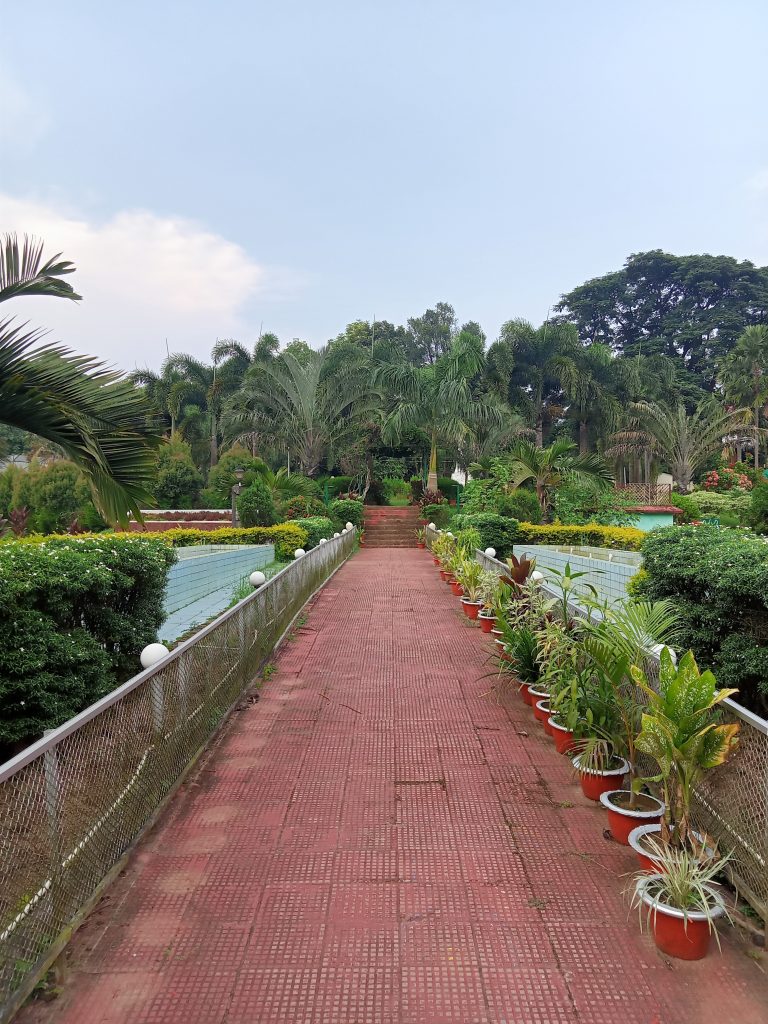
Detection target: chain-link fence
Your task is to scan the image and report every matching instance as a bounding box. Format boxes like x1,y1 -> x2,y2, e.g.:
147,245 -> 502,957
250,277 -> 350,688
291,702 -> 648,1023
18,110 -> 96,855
428,528 -> 768,928
0,530 -> 355,1022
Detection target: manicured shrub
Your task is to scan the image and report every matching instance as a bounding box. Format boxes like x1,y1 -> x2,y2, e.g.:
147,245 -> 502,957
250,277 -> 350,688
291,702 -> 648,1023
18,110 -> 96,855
497,489 -> 542,524
437,477 -> 459,501
237,479 -> 279,527
162,524 -> 308,560
515,522 -> 645,551
205,447 -> 268,506
329,498 -> 365,528
638,525 -> 768,716
285,516 -> 335,548
421,503 -> 452,528
154,438 -> 203,508
450,513 -> 520,557
669,493 -> 700,524
0,535 -> 175,751
687,490 -> 752,524
282,495 -> 328,520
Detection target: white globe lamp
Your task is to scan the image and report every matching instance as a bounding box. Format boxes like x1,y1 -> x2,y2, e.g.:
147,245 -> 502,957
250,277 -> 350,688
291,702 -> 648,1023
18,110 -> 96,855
249,570 -> 266,587
345,521 -> 354,531
294,548 -> 306,558
141,643 -> 169,669
531,570 -> 544,583
319,537 -> 327,544
428,522 -> 436,530
484,547 -> 496,558
333,532 -> 340,538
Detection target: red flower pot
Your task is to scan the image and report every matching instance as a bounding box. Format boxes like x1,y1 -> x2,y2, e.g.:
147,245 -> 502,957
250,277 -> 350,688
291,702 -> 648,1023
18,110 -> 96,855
478,614 -> 496,633
518,682 -> 530,704
461,599 -> 481,620
439,569 -> 450,581
628,825 -> 712,874
572,756 -> 629,802
599,790 -> 664,846
636,877 -> 723,960
527,686 -> 548,711
418,542 -> 426,549
433,557 -> 440,566
533,699 -> 551,728
548,718 -> 577,754
451,580 -> 464,597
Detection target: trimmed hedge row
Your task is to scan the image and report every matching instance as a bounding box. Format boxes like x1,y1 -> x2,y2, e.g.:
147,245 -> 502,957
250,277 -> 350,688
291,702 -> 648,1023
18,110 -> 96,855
285,516 -> 335,549
516,522 -> 645,551
161,524 -> 308,560
450,513 -> 520,558
329,498 -> 365,529
0,535 -> 175,751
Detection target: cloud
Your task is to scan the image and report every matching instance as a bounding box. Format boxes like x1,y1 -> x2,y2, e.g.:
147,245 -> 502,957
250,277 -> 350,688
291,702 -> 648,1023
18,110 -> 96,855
0,193 -> 286,369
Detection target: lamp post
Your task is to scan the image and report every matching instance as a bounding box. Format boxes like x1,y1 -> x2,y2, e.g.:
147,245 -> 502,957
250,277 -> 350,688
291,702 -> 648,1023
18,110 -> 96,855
231,467 -> 245,525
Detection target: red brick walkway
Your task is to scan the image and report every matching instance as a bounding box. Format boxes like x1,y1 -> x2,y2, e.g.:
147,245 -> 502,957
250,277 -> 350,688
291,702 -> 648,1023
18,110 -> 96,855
20,549 -> 767,1023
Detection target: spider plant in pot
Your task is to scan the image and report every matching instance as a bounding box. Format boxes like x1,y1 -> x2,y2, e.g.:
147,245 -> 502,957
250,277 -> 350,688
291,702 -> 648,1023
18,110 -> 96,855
628,648 -> 739,869
416,527 -> 426,549
477,572 -> 501,632
580,600 -> 682,844
457,560 -> 485,619
630,841 -> 732,960
492,608 -> 541,703
432,533 -> 455,577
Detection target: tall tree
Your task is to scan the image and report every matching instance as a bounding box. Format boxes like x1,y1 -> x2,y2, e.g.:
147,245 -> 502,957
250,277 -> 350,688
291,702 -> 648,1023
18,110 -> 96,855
555,342 -> 622,453
486,318 -> 578,445
0,234 -> 160,523
377,330 -> 501,491
406,302 -> 457,365
556,251 -> 768,389
719,325 -> 768,470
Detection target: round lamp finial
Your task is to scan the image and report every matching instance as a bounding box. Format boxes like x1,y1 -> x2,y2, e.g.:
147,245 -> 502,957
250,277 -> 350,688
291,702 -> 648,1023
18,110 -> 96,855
141,643 -> 170,669
249,570 -> 266,587
294,548 -> 306,558
484,546 -> 496,558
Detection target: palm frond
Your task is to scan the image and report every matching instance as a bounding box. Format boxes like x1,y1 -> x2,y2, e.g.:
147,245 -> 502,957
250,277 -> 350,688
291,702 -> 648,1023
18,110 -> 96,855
0,233 -> 82,304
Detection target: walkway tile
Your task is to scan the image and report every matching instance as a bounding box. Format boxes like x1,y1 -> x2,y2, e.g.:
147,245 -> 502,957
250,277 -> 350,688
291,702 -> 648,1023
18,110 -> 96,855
16,549 -> 768,1024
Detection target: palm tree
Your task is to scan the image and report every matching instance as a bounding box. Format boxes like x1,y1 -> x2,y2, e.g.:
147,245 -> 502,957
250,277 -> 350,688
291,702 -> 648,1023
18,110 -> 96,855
720,325 -> 768,471
506,438 -> 614,518
227,345 -> 377,476
610,399 -> 750,492
486,318 -> 577,445
556,343 -> 622,453
377,330 -> 502,491
0,234 -> 160,523
131,364 -> 196,437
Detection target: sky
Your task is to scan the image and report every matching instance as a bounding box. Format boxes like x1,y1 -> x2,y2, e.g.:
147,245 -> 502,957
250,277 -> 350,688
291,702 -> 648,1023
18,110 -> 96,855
2,0 -> 768,371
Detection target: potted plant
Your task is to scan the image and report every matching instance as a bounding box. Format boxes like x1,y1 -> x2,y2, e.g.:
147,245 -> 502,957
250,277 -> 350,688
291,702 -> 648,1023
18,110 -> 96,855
416,527 -> 426,549
580,600 -> 682,843
477,571 -> 501,632
627,648 -> 739,867
631,841 -> 731,960
456,560 -> 485,618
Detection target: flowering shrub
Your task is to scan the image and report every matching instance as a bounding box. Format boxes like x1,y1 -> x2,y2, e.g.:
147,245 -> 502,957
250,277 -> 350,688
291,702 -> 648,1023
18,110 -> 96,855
0,535 -> 176,751
703,467 -> 753,492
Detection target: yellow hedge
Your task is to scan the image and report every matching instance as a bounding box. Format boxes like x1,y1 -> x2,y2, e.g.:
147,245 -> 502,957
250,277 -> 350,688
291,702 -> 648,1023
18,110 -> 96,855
516,522 -> 645,551
161,524 -> 308,559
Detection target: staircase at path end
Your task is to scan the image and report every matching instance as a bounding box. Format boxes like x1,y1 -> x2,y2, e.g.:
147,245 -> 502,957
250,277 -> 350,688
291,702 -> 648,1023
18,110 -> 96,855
363,505 -> 422,547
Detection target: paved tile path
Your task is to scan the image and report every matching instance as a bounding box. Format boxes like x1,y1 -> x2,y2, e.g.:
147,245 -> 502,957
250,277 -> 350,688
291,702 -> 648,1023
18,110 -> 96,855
20,549 -> 767,1023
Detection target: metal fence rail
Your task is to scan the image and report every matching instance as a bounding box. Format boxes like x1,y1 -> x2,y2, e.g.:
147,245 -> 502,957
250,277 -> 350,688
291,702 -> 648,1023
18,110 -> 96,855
0,530 -> 356,1022
427,527 -> 767,928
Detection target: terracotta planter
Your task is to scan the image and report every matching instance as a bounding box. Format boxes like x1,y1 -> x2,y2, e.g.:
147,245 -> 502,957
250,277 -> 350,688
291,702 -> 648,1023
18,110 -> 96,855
478,613 -> 496,633
518,681 -> 530,704
548,717 -> 577,755
450,580 -> 464,597
446,576 -> 456,588
439,569 -> 450,581
599,791 -> 664,846
433,557 -> 441,566
572,755 -> 629,802
628,825 -> 713,874
461,599 -> 482,620
533,699 -> 551,729
418,542 -> 426,549
636,875 -> 723,960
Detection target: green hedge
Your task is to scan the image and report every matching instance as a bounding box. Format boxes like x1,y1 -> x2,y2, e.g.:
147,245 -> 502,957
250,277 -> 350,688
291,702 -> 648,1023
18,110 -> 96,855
162,524 -> 307,560
329,498 -> 365,528
422,503 -> 453,528
450,513 -> 519,558
0,535 -> 175,751
637,525 -> 768,716
750,483 -> 768,533
285,516 -> 335,549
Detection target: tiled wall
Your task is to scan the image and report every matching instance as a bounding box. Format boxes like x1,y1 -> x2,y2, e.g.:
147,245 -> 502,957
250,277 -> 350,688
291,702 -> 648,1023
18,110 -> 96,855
164,544 -> 275,616
512,543 -> 642,609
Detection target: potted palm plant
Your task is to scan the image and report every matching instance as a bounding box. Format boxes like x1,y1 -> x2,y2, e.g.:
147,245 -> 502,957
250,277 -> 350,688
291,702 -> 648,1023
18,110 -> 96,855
631,841 -> 731,960
627,648 -> 739,869
579,601 -> 681,844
